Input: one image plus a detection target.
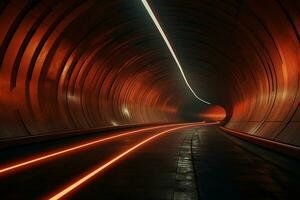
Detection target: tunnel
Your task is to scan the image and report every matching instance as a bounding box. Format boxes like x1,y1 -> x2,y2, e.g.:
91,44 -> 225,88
0,0 -> 299,199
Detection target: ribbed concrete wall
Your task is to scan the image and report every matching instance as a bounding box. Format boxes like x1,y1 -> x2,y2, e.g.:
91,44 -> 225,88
0,0 -> 300,147
224,0 -> 300,146
150,0 -> 300,146
0,0 -> 191,138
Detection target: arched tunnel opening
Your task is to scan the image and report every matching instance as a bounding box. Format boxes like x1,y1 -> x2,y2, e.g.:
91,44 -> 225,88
0,0 -> 299,199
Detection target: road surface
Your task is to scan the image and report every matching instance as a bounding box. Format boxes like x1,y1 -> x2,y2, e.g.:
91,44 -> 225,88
0,123 -> 299,199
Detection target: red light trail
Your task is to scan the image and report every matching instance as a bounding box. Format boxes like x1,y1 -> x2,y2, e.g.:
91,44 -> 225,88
0,123 -> 189,174
48,123 -> 206,200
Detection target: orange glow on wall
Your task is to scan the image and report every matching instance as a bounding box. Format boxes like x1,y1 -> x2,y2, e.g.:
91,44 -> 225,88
0,0 -> 300,146
199,105 -> 226,121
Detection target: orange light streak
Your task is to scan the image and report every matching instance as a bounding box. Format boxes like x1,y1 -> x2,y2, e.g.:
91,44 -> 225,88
0,123 -> 187,174
48,123 -> 211,200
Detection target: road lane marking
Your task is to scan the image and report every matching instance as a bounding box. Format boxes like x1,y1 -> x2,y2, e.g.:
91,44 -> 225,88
0,123 -> 189,174
48,123 -> 210,200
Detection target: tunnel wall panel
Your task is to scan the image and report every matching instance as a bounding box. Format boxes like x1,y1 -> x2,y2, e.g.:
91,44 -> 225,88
149,0 -> 300,146
0,0 -> 188,139
224,0 -> 300,146
1,0 -> 300,148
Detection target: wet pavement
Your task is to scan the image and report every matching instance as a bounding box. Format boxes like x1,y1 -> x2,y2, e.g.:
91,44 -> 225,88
193,127 -> 300,200
0,124 -> 300,199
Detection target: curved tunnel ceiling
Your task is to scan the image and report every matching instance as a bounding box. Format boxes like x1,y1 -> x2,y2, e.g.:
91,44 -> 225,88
0,0 -> 300,147
148,0 -> 300,146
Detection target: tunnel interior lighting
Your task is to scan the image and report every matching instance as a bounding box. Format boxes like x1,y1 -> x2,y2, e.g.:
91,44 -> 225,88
111,120 -> 119,126
141,0 -> 211,105
122,106 -> 131,118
